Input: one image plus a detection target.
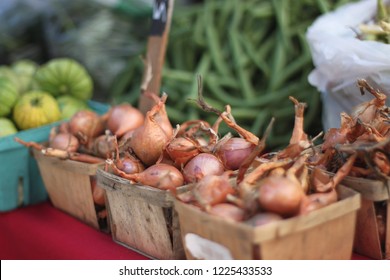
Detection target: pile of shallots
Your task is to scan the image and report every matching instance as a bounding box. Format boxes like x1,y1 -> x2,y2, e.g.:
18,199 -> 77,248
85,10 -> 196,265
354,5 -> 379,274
175,94 -> 354,227
306,79 -> 390,251
105,90 -> 261,192
14,101 -> 145,218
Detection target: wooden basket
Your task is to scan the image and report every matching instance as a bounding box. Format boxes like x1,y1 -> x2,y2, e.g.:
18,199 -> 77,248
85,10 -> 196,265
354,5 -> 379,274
339,176 -> 390,260
33,149 -> 107,231
96,168 -> 185,260
174,185 -> 360,260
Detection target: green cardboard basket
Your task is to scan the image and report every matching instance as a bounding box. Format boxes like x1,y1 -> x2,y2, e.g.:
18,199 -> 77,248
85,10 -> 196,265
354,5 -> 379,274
0,100 -> 109,212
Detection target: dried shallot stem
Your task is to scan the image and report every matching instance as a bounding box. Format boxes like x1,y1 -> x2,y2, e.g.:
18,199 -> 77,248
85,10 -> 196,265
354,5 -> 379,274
316,153 -> 357,193
196,75 -> 259,145
236,117 -> 275,185
42,148 -> 104,164
288,96 -> 308,145
14,137 -> 45,151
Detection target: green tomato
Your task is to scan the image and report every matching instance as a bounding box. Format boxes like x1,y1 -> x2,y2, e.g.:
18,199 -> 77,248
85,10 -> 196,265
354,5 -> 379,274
0,76 -> 19,117
56,95 -> 90,120
11,59 -> 40,93
34,58 -> 93,100
13,91 -> 61,130
0,117 -> 18,137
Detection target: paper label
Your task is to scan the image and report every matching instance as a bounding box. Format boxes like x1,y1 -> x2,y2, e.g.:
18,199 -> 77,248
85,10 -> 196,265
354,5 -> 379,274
184,233 -> 234,260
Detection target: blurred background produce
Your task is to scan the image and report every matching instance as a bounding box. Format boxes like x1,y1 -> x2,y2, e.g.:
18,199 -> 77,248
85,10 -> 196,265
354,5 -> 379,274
0,0 -> 359,151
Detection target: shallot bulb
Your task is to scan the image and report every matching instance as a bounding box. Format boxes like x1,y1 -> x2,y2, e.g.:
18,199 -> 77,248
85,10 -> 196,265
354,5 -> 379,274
90,176 -> 105,207
129,96 -> 172,166
215,137 -> 256,170
106,103 -> 144,137
92,133 -> 117,159
116,153 -> 145,175
108,161 -> 184,191
193,172 -> 236,206
245,212 -> 283,227
182,153 -> 225,183
144,92 -> 173,138
257,176 -> 304,217
208,203 -> 246,222
68,110 -> 105,144
299,188 -> 338,215
49,132 -> 79,152
166,136 -> 201,168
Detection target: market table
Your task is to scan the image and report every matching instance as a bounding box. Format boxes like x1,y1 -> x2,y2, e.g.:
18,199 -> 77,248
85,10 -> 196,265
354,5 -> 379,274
0,201 -> 371,260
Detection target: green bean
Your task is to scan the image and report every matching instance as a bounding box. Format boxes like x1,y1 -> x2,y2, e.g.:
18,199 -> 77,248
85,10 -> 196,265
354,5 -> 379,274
193,9 -> 206,47
165,105 -> 188,124
245,1 -> 274,18
181,54 -> 211,109
162,68 -> 194,83
276,53 -> 312,88
206,73 -> 240,89
238,34 -> 270,78
228,30 -> 256,100
268,32 -> 288,91
205,2 -> 232,78
271,0 -> 290,49
315,0 -> 331,13
250,111 -> 270,137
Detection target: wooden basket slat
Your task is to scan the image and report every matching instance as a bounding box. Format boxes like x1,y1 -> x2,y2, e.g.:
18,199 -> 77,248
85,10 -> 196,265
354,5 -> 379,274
97,169 -> 172,207
33,149 -> 103,230
96,168 -> 185,259
338,176 -> 389,259
175,185 -> 360,260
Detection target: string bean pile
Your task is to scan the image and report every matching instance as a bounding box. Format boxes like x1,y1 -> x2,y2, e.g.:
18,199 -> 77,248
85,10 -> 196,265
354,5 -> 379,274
113,0 -> 355,151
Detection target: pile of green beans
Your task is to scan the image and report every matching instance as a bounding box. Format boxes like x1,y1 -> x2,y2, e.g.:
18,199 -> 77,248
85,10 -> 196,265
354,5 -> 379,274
114,0 -> 355,151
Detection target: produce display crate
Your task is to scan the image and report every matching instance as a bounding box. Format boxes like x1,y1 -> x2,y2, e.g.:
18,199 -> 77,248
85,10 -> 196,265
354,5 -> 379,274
174,185 -> 360,260
0,121 -> 60,212
27,100 -> 109,230
339,176 -> 390,260
96,168 -> 185,260
33,149 -> 106,231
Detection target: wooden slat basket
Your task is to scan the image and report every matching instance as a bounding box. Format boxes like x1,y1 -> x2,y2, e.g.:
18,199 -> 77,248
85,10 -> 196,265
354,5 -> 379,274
174,185 -> 360,260
33,149 -> 108,231
339,176 -> 390,260
96,167 -> 185,260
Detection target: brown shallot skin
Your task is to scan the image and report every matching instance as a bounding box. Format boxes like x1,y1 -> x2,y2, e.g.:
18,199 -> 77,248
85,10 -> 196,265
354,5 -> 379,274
129,96 -> 172,167
116,154 -> 145,175
109,161 -> 184,191
106,103 -> 144,137
68,110 -> 105,144
49,132 -> 79,152
215,137 -> 256,170
299,188 -> 338,215
257,176 -> 305,218
166,136 -> 201,168
92,134 -> 117,159
182,153 -> 225,183
208,203 -> 246,222
90,177 -> 105,207
245,212 -> 283,227
193,173 -> 236,206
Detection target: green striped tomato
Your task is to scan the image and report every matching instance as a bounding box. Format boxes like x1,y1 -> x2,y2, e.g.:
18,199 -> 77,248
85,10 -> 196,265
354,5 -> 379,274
0,77 -> 19,117
34,58 -> 93,101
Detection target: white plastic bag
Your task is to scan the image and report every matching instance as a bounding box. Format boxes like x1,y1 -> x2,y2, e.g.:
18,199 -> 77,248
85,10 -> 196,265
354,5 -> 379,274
306,0 -> 390,131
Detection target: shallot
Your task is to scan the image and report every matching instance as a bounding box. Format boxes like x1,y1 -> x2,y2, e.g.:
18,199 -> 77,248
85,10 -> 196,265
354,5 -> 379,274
108,160 -> 184,191
129,94 -> 172,166
106,103 -> 144,137
182,153 -> 225,183
68,110 -> 105,145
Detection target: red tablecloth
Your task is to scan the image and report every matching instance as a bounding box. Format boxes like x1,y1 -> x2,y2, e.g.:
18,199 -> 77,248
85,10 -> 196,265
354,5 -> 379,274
0,201 -> 148,260
0,201 -> 371,260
